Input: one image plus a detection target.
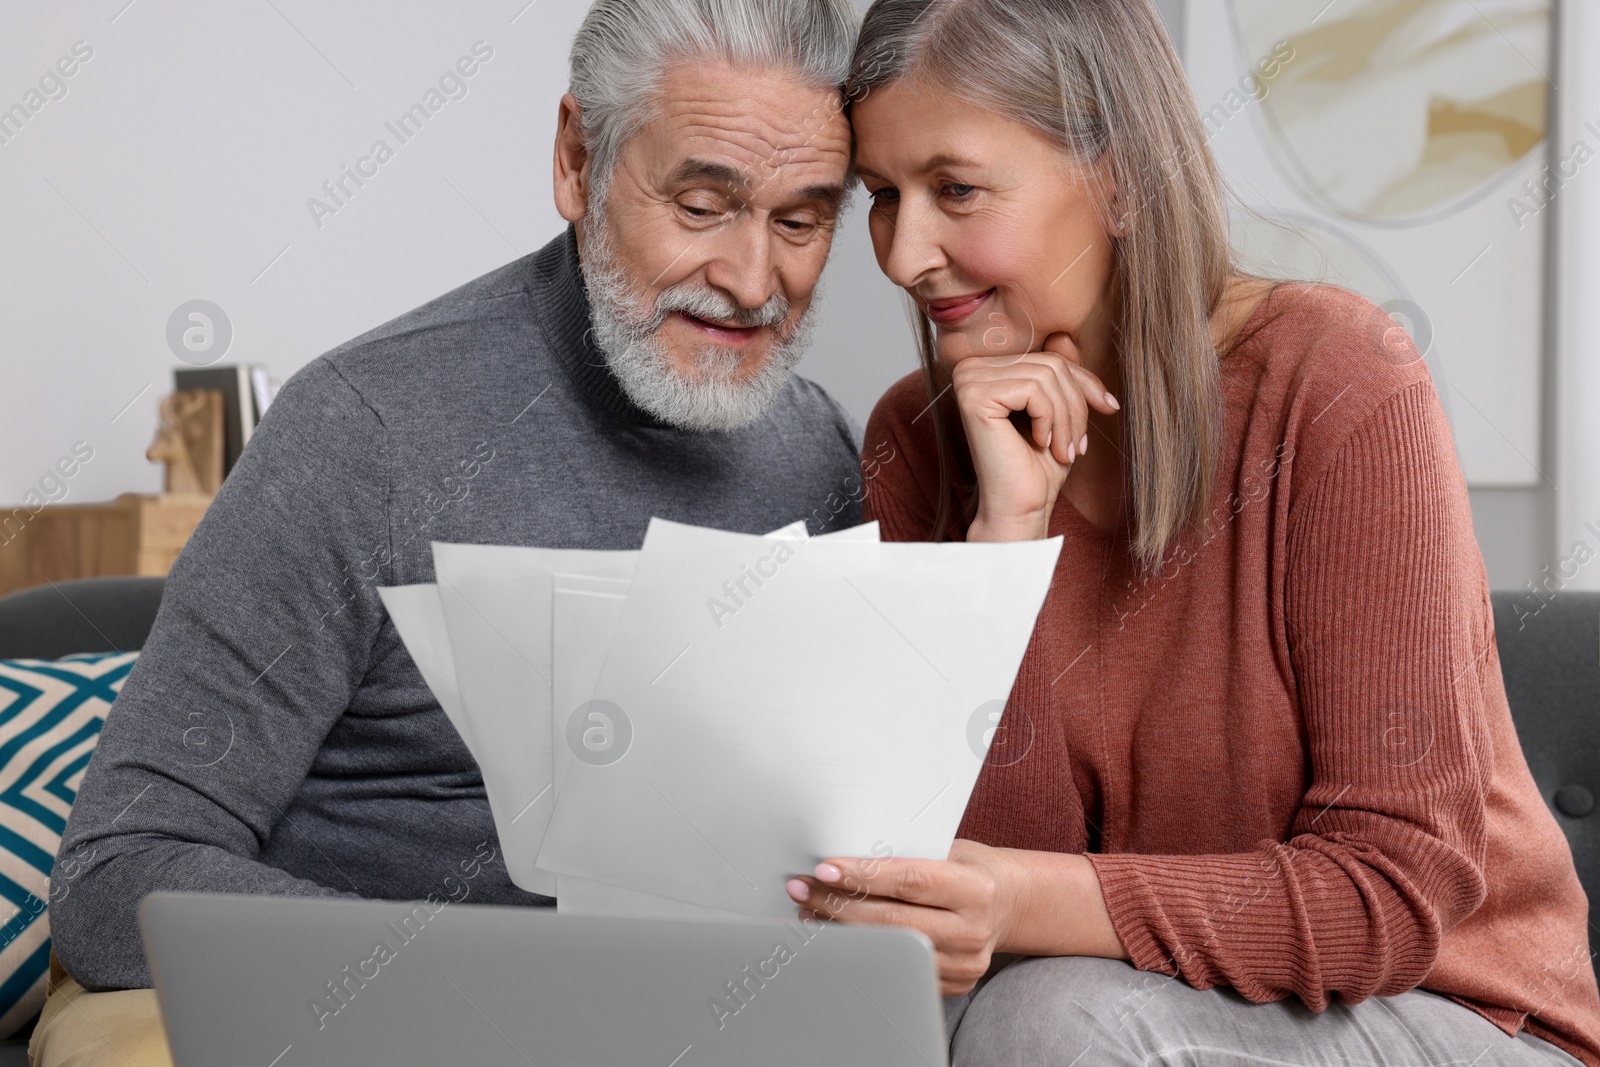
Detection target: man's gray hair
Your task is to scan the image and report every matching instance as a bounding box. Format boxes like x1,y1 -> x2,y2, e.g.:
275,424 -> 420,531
569,0 -> 861,196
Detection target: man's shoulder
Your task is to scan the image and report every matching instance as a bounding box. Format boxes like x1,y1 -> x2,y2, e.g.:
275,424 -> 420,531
769,372 -> 863,454
321,254 -> 545,380
312,231 -> 569,396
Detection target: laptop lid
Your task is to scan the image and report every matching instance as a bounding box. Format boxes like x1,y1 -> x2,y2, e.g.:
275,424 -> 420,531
140,892 -> 948,1067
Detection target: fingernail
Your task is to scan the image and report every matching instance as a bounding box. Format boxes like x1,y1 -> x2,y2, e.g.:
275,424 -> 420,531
1080,434 -> 1089,454
1045,431 -> 1052,449
786,878 -> 810,902
815,863 -> 842,883
1105,393 -> 1121,411
1067,442 -> 1076,463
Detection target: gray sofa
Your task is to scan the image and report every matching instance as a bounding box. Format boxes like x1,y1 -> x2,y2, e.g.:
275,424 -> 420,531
0,577 -> 167,1064
0,577 -> 1593,1063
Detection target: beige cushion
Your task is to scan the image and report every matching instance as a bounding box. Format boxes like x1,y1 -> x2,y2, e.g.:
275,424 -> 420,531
28,956 -> 171,1067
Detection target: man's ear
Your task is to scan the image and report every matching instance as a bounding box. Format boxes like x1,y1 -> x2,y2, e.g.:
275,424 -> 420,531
553,93 -> 591,223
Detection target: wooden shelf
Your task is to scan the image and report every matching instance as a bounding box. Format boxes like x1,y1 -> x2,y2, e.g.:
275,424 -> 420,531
0,494 -> 212,597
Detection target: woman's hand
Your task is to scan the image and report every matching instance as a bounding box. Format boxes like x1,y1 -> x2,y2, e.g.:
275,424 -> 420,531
784,840 -> 1020,995
952,333 -> 1120,542
785,843 -> 1129,994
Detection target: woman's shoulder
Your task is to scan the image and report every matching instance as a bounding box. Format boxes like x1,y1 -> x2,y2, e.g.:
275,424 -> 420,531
1230,281 -> 1445,492
861,370 -> 948,533
863,369 -> 942,462
868,369 -> 937,427
1234,281 -> 1431,381
1235,279 -> 1427,363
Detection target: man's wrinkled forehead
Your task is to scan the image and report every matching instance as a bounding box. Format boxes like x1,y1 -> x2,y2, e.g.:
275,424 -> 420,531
635,62 -> 853,204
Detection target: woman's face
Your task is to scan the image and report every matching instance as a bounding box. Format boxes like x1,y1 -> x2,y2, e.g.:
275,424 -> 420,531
851,80 -> 1121,369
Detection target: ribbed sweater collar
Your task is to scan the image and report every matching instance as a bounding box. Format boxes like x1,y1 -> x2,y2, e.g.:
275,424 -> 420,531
526,224 -> 671,426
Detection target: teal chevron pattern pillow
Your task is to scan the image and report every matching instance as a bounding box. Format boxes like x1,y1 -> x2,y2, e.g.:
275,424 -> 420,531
0,652 -> 136,1035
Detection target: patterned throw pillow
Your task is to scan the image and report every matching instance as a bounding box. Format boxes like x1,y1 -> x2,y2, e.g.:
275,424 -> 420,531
0,652 -> 137,1035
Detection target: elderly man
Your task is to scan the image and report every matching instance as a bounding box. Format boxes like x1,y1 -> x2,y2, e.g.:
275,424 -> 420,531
34,1 -> 862,1061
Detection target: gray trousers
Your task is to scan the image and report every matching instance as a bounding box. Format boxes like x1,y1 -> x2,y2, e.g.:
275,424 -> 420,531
944,956 -> 1585,1066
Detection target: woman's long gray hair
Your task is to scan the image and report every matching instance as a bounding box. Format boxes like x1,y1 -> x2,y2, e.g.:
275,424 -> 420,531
848,0 -> 1236,573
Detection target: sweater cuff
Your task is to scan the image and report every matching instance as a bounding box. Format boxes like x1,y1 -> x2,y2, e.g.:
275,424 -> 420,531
1087,852 -> 1187,980
1086,848 -> 1340,1002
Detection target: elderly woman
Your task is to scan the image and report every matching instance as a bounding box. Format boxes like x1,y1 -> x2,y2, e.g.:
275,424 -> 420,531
785,1 -> 1600,1063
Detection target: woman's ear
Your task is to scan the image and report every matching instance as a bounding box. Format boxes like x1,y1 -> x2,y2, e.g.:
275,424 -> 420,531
553,93 -> 591,224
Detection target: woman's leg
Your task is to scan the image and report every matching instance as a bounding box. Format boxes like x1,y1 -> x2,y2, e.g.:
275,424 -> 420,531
948,956 -> 1583,1067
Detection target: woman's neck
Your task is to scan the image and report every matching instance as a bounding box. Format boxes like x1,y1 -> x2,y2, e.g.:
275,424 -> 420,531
1059,276 -> 1278,537
1070,274 -> 1124,400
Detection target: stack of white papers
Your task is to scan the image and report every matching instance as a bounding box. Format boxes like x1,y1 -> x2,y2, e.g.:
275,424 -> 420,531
379,519 -> 1060,921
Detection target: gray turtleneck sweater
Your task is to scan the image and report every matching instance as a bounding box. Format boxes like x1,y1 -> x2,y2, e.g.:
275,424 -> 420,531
53,226 -> 864,990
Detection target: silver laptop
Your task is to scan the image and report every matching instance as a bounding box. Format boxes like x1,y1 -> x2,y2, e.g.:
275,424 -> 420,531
140,892 -> 948,1067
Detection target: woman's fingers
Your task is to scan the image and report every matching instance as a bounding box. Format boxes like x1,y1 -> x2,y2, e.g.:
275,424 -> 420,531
788,856 -> 974,913
792,895 -> 983,993
1071,364 -> 1121,417
790,870 -> 998,991
956,359 -> 1086,465
1041,332 -> 1081,364
834,856 -> 958,907
950,339 -> 1121,538
1031,344 -> 1084,460
785,856 -> 999,996
789,883 -> 956,944
1041,333 -> 1120,423
1013,373 -> 1074,463
1017,334 -> 1083,461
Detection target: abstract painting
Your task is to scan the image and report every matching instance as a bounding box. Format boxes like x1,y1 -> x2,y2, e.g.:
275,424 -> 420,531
1238,0 -> 1548,223
1185,0 -> 1553,486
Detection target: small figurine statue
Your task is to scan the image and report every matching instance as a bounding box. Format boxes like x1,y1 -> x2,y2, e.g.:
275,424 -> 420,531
147,390 -> 224,497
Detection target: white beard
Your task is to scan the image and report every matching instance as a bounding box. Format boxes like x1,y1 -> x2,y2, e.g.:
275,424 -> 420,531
577,195 -> 818,433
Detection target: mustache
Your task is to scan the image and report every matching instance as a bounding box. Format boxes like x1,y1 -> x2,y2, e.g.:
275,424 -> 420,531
654,282 -> 790,331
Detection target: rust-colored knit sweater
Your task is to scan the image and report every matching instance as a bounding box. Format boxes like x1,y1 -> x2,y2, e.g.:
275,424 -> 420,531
861,283 -> 1600,1064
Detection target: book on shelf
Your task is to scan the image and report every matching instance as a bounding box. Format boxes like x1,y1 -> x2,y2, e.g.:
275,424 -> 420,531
173,363 -> 279,477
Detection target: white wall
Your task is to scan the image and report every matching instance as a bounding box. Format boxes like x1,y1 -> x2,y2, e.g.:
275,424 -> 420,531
1555,0 -> 1600,591
1462,0 -> 1600,595
3,0 -> 1590,591
0,0 -> 916,513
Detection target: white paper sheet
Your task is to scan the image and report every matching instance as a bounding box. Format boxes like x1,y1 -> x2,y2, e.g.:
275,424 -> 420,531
537,525 -> 1060,918
378,574 -> 700,914
426,521 -> 840,895
432,544 -> 642,894
374,584 -> 468,742
552,871 -> 762,921
544,520 -> 880,919
551,574 -> 633,799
